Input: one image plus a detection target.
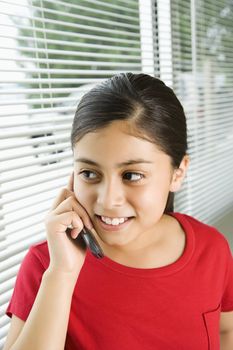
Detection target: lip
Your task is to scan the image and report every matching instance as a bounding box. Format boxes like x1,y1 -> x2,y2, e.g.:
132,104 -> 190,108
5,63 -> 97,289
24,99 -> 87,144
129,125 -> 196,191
95,215 -> 133,232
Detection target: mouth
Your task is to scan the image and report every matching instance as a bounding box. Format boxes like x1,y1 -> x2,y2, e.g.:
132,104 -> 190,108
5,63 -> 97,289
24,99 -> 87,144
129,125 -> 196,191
95,214 -> 134,231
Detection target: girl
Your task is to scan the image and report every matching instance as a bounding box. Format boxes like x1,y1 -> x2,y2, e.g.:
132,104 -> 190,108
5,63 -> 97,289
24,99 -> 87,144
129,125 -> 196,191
4,73 -> 233,350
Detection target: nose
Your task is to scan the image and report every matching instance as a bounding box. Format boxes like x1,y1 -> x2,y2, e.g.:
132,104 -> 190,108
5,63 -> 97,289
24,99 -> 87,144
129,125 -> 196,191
96,179 -> 125,209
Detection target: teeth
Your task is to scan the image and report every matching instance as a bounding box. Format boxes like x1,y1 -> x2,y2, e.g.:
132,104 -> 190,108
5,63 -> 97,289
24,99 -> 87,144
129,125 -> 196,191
101,216 -> 128,226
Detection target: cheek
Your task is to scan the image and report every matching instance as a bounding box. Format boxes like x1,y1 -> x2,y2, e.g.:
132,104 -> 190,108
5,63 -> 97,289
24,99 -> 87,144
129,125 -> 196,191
129,186 -> 156,210
73,177 -> 90,205
134,180 -> 170,209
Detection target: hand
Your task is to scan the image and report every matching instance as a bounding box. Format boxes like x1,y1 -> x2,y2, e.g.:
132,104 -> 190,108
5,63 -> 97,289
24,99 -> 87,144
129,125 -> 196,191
45,172 -> 95,279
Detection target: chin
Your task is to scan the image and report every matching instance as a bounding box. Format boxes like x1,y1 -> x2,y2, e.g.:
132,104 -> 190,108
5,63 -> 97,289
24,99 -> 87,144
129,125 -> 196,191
101,233 -> 137,250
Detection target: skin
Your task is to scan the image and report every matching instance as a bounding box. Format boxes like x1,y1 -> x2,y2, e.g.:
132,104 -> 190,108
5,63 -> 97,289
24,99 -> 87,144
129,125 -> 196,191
3,120 -> 233,349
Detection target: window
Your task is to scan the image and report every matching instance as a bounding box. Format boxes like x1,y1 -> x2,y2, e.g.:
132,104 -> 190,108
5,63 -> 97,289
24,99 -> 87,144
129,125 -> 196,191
170,0 -> 233,222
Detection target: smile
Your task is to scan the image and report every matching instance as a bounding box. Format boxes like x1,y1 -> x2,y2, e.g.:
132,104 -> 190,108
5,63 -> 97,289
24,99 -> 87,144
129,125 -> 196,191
95,215 -> 133,231
100,216 -> 129,226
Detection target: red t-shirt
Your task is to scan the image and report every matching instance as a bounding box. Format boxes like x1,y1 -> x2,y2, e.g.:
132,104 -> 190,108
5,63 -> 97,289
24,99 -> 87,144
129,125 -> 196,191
6,213 -> 233,349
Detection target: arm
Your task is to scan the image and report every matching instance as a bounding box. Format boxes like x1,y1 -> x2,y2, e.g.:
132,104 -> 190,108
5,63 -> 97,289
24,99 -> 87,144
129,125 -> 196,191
4,174 -> 99,350
3,270 -> 77,350
3,316 -> 24,350
220,311 -> 233,350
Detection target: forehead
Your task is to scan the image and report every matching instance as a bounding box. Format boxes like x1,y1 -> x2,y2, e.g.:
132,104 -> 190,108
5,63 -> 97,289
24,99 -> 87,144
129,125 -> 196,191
73,121 -> 170,164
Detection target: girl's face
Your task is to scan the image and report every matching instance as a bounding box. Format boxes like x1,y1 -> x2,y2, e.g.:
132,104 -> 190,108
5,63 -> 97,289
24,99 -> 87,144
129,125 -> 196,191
73,120 -> 186,253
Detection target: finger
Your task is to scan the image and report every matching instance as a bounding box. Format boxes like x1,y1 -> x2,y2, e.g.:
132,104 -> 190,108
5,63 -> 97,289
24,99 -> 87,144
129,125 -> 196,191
67,172 -> 74,192
53,211 -> 84,234
50,172 -> 74,210
50,188 -> 74,211
53,196 -> 93,229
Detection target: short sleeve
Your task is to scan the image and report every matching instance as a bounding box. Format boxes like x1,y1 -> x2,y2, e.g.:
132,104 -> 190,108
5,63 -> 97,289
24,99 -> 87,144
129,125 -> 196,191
221,242 -> 233,312
6,245 -> 48,321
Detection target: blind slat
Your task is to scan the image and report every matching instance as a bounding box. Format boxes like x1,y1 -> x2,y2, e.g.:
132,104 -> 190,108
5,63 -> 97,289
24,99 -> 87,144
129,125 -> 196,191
0,133 -> 69,150
0,232 -> 46,263
0,180 -> 67,207
0,46 -> 141,59
1,142 -> 70,161
0,151 -> 72,175
0,24 -> 140,44
0,19 -> 140,38
42,0 -> 139,13
0,56 -> 142,67
0,10 -> 139,33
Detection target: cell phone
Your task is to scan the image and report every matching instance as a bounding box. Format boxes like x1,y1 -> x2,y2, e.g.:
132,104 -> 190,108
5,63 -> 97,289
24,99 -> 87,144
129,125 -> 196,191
80,227 -> 104,259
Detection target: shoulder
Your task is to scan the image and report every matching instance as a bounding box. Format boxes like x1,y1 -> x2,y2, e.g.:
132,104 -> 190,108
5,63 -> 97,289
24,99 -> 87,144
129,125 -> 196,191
6,241 -> 50,320
21,240 -> 50,273
173,212 -> 231,253
29,240 -> 50,262
174,213 -> 233,312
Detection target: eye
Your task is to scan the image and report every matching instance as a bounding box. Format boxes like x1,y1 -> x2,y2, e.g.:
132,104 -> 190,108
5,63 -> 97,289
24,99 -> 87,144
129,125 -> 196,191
79,170 -> 98,180
123,172 -> 145,182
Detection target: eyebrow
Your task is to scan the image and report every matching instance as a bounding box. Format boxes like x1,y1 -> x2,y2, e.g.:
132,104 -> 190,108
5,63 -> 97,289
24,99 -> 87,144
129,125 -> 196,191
75,157 -> 153,168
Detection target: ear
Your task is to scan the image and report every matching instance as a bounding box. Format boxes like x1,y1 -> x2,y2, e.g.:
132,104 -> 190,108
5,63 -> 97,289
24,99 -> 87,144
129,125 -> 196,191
169,154 -> 190,192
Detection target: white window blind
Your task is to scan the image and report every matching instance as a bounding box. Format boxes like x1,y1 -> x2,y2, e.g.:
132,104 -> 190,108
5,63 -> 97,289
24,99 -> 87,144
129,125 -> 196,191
157,0 -> 233,223
0,0 -> 145,344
